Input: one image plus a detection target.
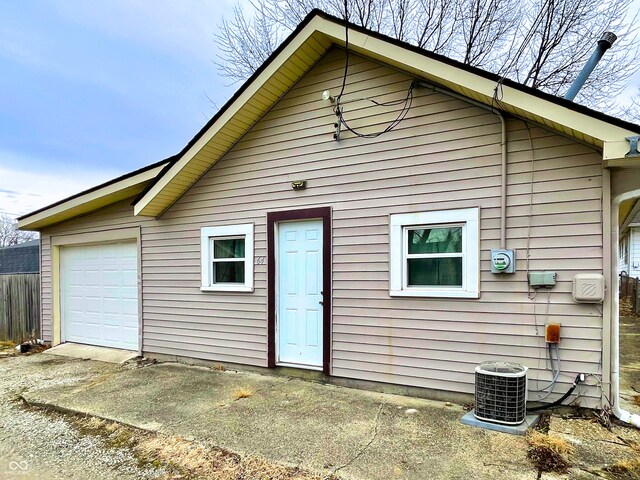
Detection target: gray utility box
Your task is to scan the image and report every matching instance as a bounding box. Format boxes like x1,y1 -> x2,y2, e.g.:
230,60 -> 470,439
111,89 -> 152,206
528,271 -> 556,288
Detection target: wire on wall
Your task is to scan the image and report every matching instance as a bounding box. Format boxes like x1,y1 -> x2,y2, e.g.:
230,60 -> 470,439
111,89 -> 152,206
525,121 -> 536,300
333,0 -> 414,140
335,83 -> 415,139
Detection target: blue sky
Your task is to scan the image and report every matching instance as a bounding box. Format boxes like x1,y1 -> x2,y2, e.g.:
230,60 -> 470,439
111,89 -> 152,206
1,1 -> 639,218
0,0 -> 239,217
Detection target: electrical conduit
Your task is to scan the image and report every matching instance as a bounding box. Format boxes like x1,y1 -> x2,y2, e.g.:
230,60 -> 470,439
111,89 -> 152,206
417,82 -> 507,248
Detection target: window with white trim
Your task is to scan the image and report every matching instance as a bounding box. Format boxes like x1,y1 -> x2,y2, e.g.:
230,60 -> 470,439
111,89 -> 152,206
201,224 -> 254,292
621,234 -> 629,267
389,208 -> 480,298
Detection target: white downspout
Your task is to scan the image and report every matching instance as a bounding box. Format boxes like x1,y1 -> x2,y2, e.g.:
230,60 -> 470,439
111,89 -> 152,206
610,185 -> 640,427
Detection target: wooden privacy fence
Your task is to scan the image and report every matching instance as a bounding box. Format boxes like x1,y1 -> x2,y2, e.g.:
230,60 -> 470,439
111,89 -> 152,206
620,271 -> 640,314
0,274 -> 40,343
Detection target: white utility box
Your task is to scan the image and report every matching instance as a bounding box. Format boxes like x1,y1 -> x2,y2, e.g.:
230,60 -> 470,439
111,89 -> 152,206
572,274 -> 605,303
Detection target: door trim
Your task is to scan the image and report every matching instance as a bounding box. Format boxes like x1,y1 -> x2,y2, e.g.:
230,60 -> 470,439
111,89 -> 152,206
267,207 -> 331,375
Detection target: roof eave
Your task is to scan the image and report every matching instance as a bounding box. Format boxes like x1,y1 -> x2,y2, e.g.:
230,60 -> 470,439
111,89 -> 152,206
133,16 -> 333,217
132,12 -> 640,218
17,163 -> 168,231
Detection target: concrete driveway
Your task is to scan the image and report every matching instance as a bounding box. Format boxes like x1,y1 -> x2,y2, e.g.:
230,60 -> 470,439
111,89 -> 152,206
3,351 -> 640,479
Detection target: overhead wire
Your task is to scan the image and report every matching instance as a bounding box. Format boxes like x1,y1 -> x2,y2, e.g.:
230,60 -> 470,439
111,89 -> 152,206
492,0 -> 553,108
335,0 -> 350,104
333,0 -> 414,140
327,0 -> 603,414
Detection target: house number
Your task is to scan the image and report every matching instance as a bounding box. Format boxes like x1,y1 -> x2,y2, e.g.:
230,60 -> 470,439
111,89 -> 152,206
255,256 -> 266,265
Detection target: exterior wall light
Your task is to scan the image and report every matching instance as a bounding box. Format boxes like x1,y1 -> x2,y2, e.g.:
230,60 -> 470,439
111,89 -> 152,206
291,180 -> 307,190
321,90 -> 334,103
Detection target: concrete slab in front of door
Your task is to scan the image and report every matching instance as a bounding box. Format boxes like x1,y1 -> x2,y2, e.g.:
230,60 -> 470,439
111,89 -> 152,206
44,343 -> 137,364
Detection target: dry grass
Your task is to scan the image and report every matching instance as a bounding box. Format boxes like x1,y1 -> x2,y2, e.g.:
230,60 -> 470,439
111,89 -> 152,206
232,388 -> 254,400
212,363 -> 226,371
136,435 -> 226,475
526,430 -> 572,473
620,299 -> 640,319
603,458 -> 640,478
83,416 -> 108,430
62,412 -> 332,480
0,340 -> 15,348
599,435 -> 640,479
527,431 -> 573,455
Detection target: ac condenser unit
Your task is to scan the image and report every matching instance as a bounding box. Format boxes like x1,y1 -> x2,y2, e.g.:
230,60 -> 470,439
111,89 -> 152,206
474,361 -> 528,425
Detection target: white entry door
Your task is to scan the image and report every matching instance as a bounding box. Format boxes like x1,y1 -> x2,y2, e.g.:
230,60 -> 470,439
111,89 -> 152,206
61,242 -> 139,350
277,220 -> 323,368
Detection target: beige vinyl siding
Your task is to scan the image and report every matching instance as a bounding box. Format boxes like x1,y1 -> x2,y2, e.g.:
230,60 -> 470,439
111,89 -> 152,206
38,48 -> 604,405
40,236 -> 52,341
142,48 -> 603,405
142,217 -> 268,366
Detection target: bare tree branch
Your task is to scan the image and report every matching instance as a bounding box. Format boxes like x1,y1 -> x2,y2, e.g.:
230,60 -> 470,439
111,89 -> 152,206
213,0 -> 640,119
457,0 -> 519,68
0,214 -> 37,248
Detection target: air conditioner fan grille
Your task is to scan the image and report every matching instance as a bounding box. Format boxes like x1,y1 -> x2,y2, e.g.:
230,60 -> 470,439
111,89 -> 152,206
474,362 -> 527,425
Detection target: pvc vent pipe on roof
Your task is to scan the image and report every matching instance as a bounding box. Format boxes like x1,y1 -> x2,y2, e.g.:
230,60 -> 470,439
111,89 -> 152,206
564,32 -> 617,101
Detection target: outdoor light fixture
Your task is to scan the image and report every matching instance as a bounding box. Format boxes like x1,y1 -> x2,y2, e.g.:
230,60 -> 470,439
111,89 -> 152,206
321,90 -> 334,103
291,180 -> 307,190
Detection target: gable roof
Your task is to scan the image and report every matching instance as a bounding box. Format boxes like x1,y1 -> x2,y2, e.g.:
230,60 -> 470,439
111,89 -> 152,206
17,157 -> 172,230
131,9 -> 640,218
0,239 -> 39,274
17,9 -> 640,229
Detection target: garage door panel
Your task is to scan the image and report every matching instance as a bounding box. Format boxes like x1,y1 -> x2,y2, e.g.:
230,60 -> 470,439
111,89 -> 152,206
103,287 -> 123,299
103,298 -> 122,315
121,285 -> 138,297
122,269 -> 137,284
122,298 -> 138,316
61,242 -> 139,350
102,271 -> 121,286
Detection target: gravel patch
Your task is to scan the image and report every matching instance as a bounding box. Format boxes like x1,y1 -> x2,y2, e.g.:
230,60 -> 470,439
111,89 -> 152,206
0,355 -> 166,480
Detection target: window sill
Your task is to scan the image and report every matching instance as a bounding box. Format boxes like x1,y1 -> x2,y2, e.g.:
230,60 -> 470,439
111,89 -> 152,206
389,289 -> 479,299
201,285 -> 254,293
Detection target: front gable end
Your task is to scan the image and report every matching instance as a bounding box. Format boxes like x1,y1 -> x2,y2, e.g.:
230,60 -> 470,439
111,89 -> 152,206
133,11 -> 640,219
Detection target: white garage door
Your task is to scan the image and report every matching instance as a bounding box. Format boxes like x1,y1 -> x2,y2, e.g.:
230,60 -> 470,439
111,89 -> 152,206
61,242 -> 139,350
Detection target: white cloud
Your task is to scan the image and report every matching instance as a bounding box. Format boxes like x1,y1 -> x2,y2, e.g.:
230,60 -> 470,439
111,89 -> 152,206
0,159 -> 119,218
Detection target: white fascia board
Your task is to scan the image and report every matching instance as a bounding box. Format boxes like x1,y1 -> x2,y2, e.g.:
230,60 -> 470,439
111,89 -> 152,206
134,14 -> 639,217
133,17 -> 326,217
17,164 -> 166,230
